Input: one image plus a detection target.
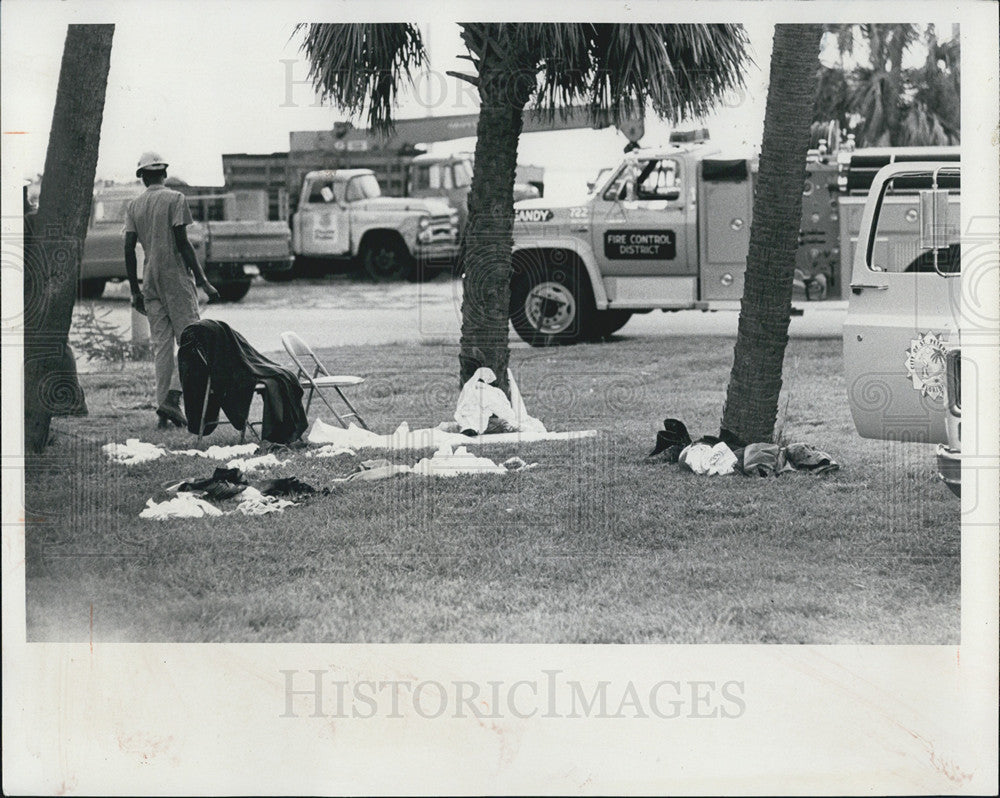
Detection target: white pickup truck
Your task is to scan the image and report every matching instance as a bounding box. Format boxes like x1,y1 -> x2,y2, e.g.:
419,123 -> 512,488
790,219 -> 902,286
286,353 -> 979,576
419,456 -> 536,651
843,161 -> 962,495
291,169 -> 459,281
80,184 -> 294,301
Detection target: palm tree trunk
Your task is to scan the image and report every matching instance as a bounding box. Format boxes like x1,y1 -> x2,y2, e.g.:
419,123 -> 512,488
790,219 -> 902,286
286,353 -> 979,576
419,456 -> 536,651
24,24 -> 114,453
458,56 -> 534,396
720,24 -> 823,443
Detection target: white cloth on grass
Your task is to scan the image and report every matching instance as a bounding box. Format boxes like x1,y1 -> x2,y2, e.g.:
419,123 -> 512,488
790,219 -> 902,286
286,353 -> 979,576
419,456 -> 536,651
139,492 -> 223,519
411,445 -> 509,477
171,443 -> 258,460
679,441 -> 738,476
103,439 -> 167,465
333,446 -> 536,482
234,486 -> 295,515
226,453 -> 285,472
454,368 -> 546,435
307,419 -> 595,450
307,445 -> 357,458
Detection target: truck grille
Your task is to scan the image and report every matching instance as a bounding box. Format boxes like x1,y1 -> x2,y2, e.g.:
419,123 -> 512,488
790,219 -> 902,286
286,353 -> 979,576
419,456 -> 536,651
425,216 -> 456,240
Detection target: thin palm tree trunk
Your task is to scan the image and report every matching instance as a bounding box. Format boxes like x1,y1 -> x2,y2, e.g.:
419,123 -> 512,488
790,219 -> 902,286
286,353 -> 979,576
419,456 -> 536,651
721,24 -> 823,443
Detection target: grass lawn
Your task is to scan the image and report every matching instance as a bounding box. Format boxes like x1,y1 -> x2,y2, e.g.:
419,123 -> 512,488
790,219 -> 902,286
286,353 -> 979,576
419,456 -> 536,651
23,335 -> 960,643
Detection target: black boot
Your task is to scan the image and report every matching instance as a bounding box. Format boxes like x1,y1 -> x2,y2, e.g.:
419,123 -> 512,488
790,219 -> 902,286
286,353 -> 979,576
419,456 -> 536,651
156,389 -> 187,428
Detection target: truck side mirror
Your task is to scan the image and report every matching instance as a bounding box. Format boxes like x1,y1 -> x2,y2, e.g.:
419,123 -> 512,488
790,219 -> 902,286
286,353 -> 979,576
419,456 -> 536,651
919,189 -> 950,252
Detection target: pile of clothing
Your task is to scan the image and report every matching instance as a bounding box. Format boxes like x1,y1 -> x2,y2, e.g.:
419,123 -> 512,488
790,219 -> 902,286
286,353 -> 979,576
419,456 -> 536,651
140,466 -> 325,520
648,418 -> 839,477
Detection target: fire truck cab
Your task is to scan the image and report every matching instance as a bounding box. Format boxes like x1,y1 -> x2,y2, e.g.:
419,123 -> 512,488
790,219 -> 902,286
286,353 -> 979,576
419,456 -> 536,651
509,130 -> 757,344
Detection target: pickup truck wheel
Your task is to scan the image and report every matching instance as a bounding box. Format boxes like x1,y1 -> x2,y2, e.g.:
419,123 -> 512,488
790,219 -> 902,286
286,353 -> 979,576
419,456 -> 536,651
214,279 -> 252,303
79,278 -> 106,299
362,237 -> 410,282
510,260 -> 595,346
591,309 -> 633,338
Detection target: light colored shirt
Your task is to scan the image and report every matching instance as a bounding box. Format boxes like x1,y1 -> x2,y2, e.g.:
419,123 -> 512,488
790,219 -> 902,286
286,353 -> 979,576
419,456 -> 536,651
124,184 -> 193,282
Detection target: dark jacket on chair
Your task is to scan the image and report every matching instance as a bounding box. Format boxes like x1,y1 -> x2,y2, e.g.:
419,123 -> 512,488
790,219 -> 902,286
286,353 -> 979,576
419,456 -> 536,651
178,320 -> 307,444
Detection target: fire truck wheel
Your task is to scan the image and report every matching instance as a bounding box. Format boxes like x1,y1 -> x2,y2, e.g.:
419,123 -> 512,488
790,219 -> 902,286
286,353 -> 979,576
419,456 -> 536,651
361,236 -> 410,282
509,256 -> 596,346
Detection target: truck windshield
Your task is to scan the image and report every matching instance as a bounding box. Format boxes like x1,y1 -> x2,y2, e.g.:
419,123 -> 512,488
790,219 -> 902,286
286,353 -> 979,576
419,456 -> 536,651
345,174 -> 381,202
636,159 -> 680,199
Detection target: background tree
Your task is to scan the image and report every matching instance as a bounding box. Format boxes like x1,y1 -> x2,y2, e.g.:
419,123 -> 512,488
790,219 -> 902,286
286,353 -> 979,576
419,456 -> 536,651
812,23 -> 960,147
721,24 -> 825,444
300,23 -> 751,393
24,24 -> 115,453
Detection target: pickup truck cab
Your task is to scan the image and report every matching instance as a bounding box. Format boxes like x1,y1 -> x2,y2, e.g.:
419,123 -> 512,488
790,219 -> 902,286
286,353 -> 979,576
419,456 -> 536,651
843,161 -> 962,495
292,169 -> 459,281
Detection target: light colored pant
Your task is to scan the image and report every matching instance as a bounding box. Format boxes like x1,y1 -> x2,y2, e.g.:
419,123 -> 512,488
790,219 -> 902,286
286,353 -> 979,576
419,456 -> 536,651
145,283 -> 200,407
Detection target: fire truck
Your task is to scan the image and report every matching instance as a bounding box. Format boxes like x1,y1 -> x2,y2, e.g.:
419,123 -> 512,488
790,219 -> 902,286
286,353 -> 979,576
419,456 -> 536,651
508,129 -> 959,345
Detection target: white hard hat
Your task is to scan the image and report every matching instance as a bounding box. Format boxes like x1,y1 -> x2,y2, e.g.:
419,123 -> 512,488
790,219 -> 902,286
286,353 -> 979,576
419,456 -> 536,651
136,151 -> 168,177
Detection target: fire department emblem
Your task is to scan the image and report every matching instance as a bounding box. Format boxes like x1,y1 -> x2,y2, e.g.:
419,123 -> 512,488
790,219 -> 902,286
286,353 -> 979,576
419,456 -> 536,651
904,332 -> 948,400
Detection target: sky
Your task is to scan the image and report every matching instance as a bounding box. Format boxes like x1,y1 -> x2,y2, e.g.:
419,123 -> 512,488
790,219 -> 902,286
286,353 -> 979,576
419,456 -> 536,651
1,5 -> 954,201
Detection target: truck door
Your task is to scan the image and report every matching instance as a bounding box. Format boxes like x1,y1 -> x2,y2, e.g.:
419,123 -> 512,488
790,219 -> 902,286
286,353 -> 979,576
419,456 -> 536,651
293,177 -> 350,257
592,157 -> 693,277
843,168 -> 961,444
697,158 -> 753,300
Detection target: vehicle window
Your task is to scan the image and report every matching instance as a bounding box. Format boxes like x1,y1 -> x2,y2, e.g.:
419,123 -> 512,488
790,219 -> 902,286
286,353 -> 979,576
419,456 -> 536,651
452,160 -> 472,188
187,197 -> 226,222
440,165 -> 453,190
868,173 -> 960,274
602,164 -> 632,202
346,174 -> 381,202
636,159 -> 681,200
307,180 -> 345,204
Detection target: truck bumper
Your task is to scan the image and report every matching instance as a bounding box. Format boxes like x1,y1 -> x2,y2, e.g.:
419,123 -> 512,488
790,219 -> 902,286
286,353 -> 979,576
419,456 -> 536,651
415,241 -> 460,265
206,262 -> 257,281
258,257 -> 295,276
935,444 -> 961,497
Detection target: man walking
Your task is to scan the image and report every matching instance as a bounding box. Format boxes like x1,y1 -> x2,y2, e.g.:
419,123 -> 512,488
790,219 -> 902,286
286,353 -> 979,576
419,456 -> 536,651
125,151 -> 220,427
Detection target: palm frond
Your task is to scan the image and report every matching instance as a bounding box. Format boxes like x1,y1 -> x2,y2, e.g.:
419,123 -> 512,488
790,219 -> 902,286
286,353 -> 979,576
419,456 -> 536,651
515,23 -> 751,127
296,23 -> 426,133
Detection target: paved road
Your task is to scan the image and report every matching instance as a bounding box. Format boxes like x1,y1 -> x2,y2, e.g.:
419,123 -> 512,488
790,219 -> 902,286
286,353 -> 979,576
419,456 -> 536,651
79,276 -> 847,357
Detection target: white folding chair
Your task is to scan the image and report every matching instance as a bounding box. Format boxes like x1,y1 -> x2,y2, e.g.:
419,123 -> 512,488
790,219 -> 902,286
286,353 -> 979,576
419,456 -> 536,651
280,331 -> 370,430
